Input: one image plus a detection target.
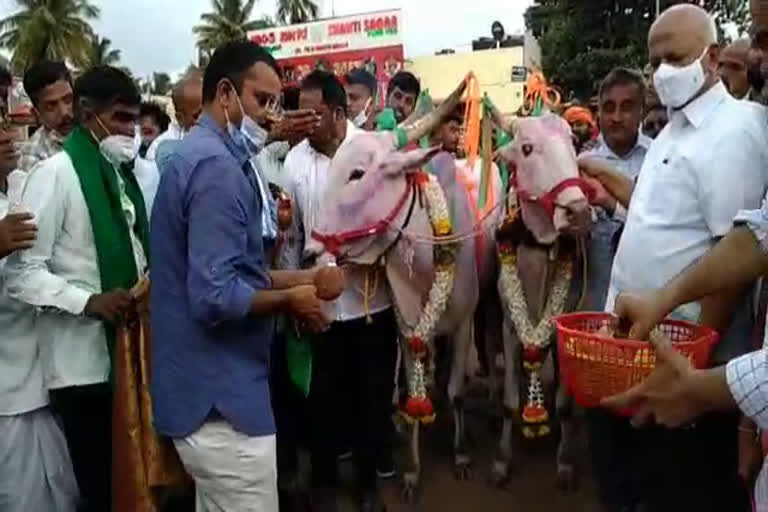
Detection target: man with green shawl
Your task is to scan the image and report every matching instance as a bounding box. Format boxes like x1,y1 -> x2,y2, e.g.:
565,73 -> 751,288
5,66 -> 149,512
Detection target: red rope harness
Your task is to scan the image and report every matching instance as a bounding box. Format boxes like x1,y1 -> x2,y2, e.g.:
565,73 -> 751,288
311,173 -> 418,257
512,172 -> 595,218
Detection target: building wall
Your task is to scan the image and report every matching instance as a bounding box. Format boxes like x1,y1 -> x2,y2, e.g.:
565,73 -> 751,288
405,47 -> 525,114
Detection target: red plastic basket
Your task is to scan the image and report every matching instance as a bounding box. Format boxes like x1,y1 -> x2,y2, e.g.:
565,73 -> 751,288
555,312 -> 718,415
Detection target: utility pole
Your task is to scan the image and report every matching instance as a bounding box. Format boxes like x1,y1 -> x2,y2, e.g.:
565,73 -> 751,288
656,0 -> 660,18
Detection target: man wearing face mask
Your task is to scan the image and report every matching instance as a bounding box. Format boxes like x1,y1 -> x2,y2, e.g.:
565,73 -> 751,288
593,5 -> 768,512
149,42 -> 342,512
18,60 -> 74,172
4,66 -> 149,512
345,68 -> 377,129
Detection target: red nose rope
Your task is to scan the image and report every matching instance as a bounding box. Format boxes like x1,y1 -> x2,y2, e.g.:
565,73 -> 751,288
311,173 -> 420,257
511,171 -> 595,219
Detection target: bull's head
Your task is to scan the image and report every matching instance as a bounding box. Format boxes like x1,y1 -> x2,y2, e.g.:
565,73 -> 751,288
306,81 -> 467,265
495,114 -> 593,245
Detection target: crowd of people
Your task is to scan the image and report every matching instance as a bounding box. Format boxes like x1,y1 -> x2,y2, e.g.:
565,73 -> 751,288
4,2 -> 768,512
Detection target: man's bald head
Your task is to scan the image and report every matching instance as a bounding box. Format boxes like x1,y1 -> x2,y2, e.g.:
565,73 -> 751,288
172,71 -> 203,131
719,38 -> 750,98
648,4 -> 720,107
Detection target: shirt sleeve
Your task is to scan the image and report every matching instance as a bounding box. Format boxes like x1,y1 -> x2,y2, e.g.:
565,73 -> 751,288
734,195 -> 768,255
185,156 -> 265,326
727,349 -> 768,430
4,159 -> 92,314
700,128 -> 768,238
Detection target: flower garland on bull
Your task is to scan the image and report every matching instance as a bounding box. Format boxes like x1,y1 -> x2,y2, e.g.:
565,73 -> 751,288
492,91 -> 573,439
376,91 -> 460,426
392,171 -> 457,425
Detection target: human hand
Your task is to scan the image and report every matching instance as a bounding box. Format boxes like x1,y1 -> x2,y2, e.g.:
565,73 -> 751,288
313,265 -> 345,301
581,174 -> 616,211
0,128 -> 20,173
287,284 -> 330,333
613,291 -> 670,341
84,289 -> 133,324
0,212 -> 37,258
269,109 -> 322,143
601,330 -> 705,428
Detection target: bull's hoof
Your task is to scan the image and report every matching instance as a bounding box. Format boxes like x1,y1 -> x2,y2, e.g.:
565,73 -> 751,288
488,459 -> 512,489
453,453 -> 472,481
555,464 -> 579,494
401,472 -> 420,503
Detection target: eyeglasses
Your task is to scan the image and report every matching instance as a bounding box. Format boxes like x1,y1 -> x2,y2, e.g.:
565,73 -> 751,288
254,92 -> 283,123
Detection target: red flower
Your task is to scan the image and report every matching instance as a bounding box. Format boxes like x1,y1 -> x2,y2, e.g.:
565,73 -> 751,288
404,396 -> 434,418
409,337 -> 427,358
523,345 -> 544,362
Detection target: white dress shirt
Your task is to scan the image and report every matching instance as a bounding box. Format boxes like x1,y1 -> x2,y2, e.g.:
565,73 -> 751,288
283,122 -> 391,322
0,171 -> 47,415
4,151 -> 147,389
582,132 -> 651,221
607,83 -> 768,330
144,123 -> 183,162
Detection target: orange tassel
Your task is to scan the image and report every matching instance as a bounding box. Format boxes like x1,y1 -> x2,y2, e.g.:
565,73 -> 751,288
462,72 -> 481,168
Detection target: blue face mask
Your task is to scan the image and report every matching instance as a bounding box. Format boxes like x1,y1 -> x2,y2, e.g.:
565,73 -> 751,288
225,87 -> 269,155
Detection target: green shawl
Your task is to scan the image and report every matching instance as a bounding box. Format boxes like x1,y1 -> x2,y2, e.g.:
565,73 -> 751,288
63,125 -> 150,382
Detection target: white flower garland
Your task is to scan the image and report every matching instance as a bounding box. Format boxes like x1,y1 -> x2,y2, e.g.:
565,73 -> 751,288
497,193 -> 572,349
392,172 -> 457,424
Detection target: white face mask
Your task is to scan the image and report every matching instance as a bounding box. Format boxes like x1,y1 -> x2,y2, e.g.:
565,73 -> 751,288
352,97 -> 373,128
99,127 -> 141,165
653,47 -> 710,108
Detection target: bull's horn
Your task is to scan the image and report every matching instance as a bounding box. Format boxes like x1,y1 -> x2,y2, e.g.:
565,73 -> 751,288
485,97 -> 516,136
398,78 -> 467,144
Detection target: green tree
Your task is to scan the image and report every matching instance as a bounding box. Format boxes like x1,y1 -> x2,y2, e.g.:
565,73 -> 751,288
83,35 -> 121,69
152,72 -> 172,95
0,0 -> 100,72
276,0 -> 319,25
525,0 -> 752,101
193,0 -> 274,56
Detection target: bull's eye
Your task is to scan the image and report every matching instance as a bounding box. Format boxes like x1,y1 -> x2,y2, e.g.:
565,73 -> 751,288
522,143 -> 533,157
349,169 -> 365,181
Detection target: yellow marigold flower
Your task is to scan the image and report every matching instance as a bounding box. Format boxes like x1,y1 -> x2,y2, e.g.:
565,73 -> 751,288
433,218 -> 451,236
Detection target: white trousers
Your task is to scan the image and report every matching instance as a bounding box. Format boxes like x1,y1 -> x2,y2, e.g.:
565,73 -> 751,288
174,420 -> 278,512
0,407 -> 79,512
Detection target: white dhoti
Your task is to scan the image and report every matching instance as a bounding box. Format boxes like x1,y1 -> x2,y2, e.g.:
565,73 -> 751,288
174,420 -> 278,512
0,407 -> 79,511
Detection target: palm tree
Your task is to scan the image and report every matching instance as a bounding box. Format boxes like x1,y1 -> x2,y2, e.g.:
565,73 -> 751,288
193,0 -> 274,55
83,35 -> 120,69
0,0 -> 100,72
276,0 -> 319,25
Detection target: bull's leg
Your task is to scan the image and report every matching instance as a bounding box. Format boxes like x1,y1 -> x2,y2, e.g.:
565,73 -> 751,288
398,337 -> 422,502
447,318 -> 473,480
490,314 -> 520,487
482,294 -> 503,404
555,378 -> 580,493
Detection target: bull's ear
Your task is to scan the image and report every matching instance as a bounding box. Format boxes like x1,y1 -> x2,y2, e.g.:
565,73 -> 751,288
380,147 -> 441,176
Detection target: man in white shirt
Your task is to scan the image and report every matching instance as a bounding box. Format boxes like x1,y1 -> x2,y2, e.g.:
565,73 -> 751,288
283,70 -> 394,512
599,5 -> 768,512
0,122 -> 78,511
18,60 -> 74,172
133,71 -> 203,216
5,66 -> 149,512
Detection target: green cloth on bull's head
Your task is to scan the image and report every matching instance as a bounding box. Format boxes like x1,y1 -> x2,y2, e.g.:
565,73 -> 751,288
284,321 -> 313,397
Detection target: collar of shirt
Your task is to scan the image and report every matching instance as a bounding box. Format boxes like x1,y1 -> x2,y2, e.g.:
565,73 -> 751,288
592,131 -> 652,160
198,112 -> 250,168
676,81 -> 729,129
